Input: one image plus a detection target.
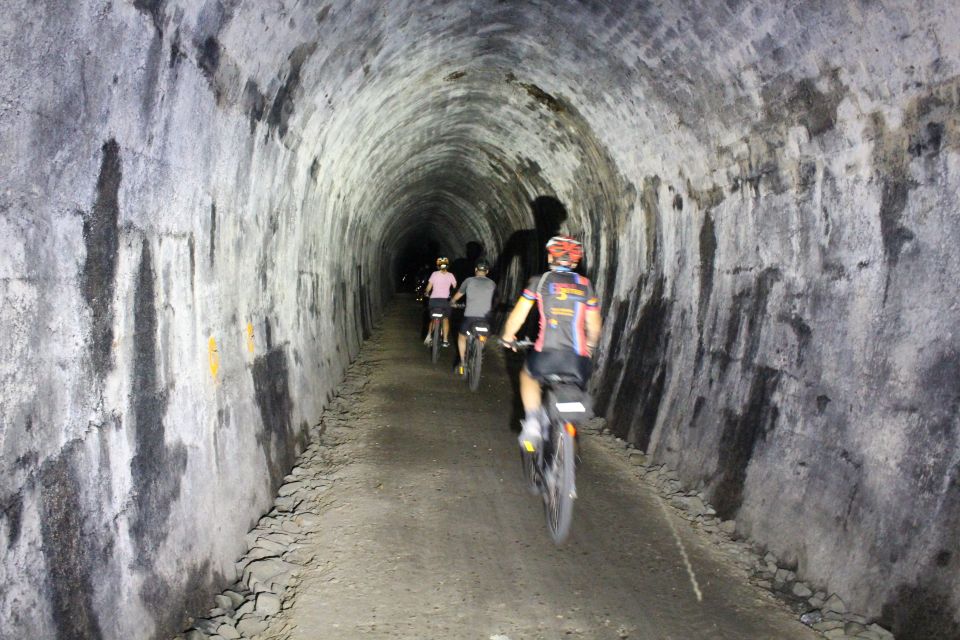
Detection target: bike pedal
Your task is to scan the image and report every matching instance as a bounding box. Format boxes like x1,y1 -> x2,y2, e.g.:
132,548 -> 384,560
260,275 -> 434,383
522,440 -> 537,453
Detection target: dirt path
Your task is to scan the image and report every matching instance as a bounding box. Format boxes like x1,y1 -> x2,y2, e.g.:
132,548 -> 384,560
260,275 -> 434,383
246,297 -> 818,640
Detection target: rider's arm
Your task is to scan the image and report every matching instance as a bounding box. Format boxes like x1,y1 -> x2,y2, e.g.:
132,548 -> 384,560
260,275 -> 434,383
425,281 -> 433,296
500,297 -> 534,342
451,280 -> 466,304
585,307 -> 602,356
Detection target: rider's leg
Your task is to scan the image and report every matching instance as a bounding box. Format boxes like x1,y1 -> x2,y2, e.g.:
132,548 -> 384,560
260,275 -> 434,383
424,318 -> 433,344
520,367 -> 543,417
458,333 -> 467,363
518,367 -> 545,448
442,316 -> 450,343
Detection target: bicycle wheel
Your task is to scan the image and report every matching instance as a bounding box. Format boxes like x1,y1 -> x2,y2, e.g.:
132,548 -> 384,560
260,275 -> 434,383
543,420 -> 576,544
468,337 -> 483,391
430,320 -> 441,363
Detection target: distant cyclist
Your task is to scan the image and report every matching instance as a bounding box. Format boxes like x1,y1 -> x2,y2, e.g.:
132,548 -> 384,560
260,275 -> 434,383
450,259 -> 496,375
500,236 -> 602,450
424,257 -> 457,347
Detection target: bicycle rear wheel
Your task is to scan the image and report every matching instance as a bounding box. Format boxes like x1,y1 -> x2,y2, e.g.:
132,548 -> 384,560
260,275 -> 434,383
543,420 -> 576,543
430,320 -> 441,363
468,337 -> 483,391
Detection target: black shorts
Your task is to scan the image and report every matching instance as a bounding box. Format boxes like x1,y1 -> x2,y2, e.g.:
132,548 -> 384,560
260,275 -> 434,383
459,316 -> 491,336
524,349 -> 592,387
428,298 -> 451,316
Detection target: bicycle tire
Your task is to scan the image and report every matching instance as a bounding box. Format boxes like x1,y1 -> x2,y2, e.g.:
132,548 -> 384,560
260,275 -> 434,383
468,337 -> 483,391
543,420 -> 576,544
430,319 -> 441,363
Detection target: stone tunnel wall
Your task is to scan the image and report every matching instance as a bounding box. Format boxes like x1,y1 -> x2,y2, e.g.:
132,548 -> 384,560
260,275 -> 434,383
1,1 -> 959,639
0,3 -> 380,638
589,12 -> 960,640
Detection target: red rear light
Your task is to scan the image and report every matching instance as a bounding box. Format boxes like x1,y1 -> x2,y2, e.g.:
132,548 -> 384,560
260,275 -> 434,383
565,423 -> 576,437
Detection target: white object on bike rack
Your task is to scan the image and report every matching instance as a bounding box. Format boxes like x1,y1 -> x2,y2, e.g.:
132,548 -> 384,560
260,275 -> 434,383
555,401 -> 586,412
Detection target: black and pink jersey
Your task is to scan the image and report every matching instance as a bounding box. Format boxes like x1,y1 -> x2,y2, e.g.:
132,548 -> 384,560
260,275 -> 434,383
521,268 -> 599,356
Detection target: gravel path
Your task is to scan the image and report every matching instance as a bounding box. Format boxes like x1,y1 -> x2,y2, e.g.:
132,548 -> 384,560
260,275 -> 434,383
180,297 -> 821,640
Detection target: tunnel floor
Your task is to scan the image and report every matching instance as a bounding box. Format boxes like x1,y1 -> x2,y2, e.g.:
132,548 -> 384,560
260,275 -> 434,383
210,297 -> 819,640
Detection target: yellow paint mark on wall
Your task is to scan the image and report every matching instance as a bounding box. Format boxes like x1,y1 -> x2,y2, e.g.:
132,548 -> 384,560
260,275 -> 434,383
208,336 -> 220,380
246,322 -> 255,354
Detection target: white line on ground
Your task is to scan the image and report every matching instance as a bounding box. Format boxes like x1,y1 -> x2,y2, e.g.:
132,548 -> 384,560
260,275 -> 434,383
657,495 -> 704,602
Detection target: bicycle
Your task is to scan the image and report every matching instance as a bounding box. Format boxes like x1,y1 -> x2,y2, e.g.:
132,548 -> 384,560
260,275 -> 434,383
502,339 -> 592,543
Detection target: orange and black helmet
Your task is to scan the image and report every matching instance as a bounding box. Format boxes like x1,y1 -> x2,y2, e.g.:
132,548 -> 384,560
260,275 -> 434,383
545,235 -> 583,264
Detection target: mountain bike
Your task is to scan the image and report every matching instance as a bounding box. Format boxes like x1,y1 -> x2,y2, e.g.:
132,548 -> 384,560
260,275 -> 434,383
502,339 -> 592,543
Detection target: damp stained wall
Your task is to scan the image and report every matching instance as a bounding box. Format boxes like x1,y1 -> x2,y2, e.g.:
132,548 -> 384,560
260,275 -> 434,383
0,1 -> 958,639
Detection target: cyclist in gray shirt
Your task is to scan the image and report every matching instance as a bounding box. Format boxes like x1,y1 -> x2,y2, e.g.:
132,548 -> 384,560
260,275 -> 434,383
451,259 -> 496,375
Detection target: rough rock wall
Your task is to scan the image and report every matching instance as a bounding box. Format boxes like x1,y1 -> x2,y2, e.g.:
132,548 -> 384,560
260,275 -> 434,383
589,7 -> 960,638
0,3 -> 374,638
1,1 -> 958,638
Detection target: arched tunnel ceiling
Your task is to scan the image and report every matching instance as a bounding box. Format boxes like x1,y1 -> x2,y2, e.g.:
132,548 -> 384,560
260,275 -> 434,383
193,0 -> 955,290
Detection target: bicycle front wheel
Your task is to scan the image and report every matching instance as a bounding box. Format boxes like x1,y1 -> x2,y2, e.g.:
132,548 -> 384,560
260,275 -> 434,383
544,422 -> 576,544
468,337 -> 483,391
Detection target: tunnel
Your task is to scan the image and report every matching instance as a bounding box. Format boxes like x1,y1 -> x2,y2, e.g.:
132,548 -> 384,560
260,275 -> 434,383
2,0 -> 959,638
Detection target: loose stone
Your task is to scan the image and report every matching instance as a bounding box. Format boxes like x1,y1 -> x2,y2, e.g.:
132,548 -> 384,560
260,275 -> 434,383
216,623 -> 241,639
812,620 -> 844,632
823,593 -> 847,613
844,621 -> 867,635
256,592 -> 282,616
236,617 -> 269,637
800,610 -> 823,625
865,623 -> 895,639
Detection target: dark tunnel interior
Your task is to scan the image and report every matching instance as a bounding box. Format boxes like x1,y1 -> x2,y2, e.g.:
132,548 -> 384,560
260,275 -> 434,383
2,1 -> 959,638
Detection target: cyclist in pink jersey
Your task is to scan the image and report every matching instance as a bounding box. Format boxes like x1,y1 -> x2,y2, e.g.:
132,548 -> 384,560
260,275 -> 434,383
424,257 -> 457,347
501,236 -> 602,451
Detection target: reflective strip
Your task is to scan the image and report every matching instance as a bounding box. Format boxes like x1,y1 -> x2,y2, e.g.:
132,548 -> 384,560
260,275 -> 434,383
555,402 -> 586,412
431,313 -> 444,318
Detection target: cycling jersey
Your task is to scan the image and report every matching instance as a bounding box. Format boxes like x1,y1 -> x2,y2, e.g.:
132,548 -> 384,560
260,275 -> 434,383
428,270 -> 457,298
457,276 -> 496,318
521,268 -> 598,356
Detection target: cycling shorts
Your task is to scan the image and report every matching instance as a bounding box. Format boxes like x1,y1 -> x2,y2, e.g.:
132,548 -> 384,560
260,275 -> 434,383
459,316 -> 491,336
524,349 -> 592,388
428,298 -> 451,316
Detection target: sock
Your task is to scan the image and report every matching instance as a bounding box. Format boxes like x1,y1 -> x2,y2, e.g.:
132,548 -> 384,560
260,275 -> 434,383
524,409 -> 540,427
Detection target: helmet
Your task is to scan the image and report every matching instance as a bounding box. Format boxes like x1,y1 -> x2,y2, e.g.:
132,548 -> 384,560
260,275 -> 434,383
475,259 -> 490,272
436,257 -> 449,268
545,235 -> 583,264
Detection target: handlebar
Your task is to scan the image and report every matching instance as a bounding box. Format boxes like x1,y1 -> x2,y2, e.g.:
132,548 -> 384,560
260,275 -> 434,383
500,338 -> 535,350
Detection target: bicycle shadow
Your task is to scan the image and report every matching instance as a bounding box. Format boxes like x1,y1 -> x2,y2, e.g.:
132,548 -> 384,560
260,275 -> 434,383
502,348 -> 526,433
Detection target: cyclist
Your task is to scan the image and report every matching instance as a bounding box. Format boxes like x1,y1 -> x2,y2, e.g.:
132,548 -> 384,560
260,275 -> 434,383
424,256 -> 457,347
450,258 -> 496,375
500,236 -> 602,450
